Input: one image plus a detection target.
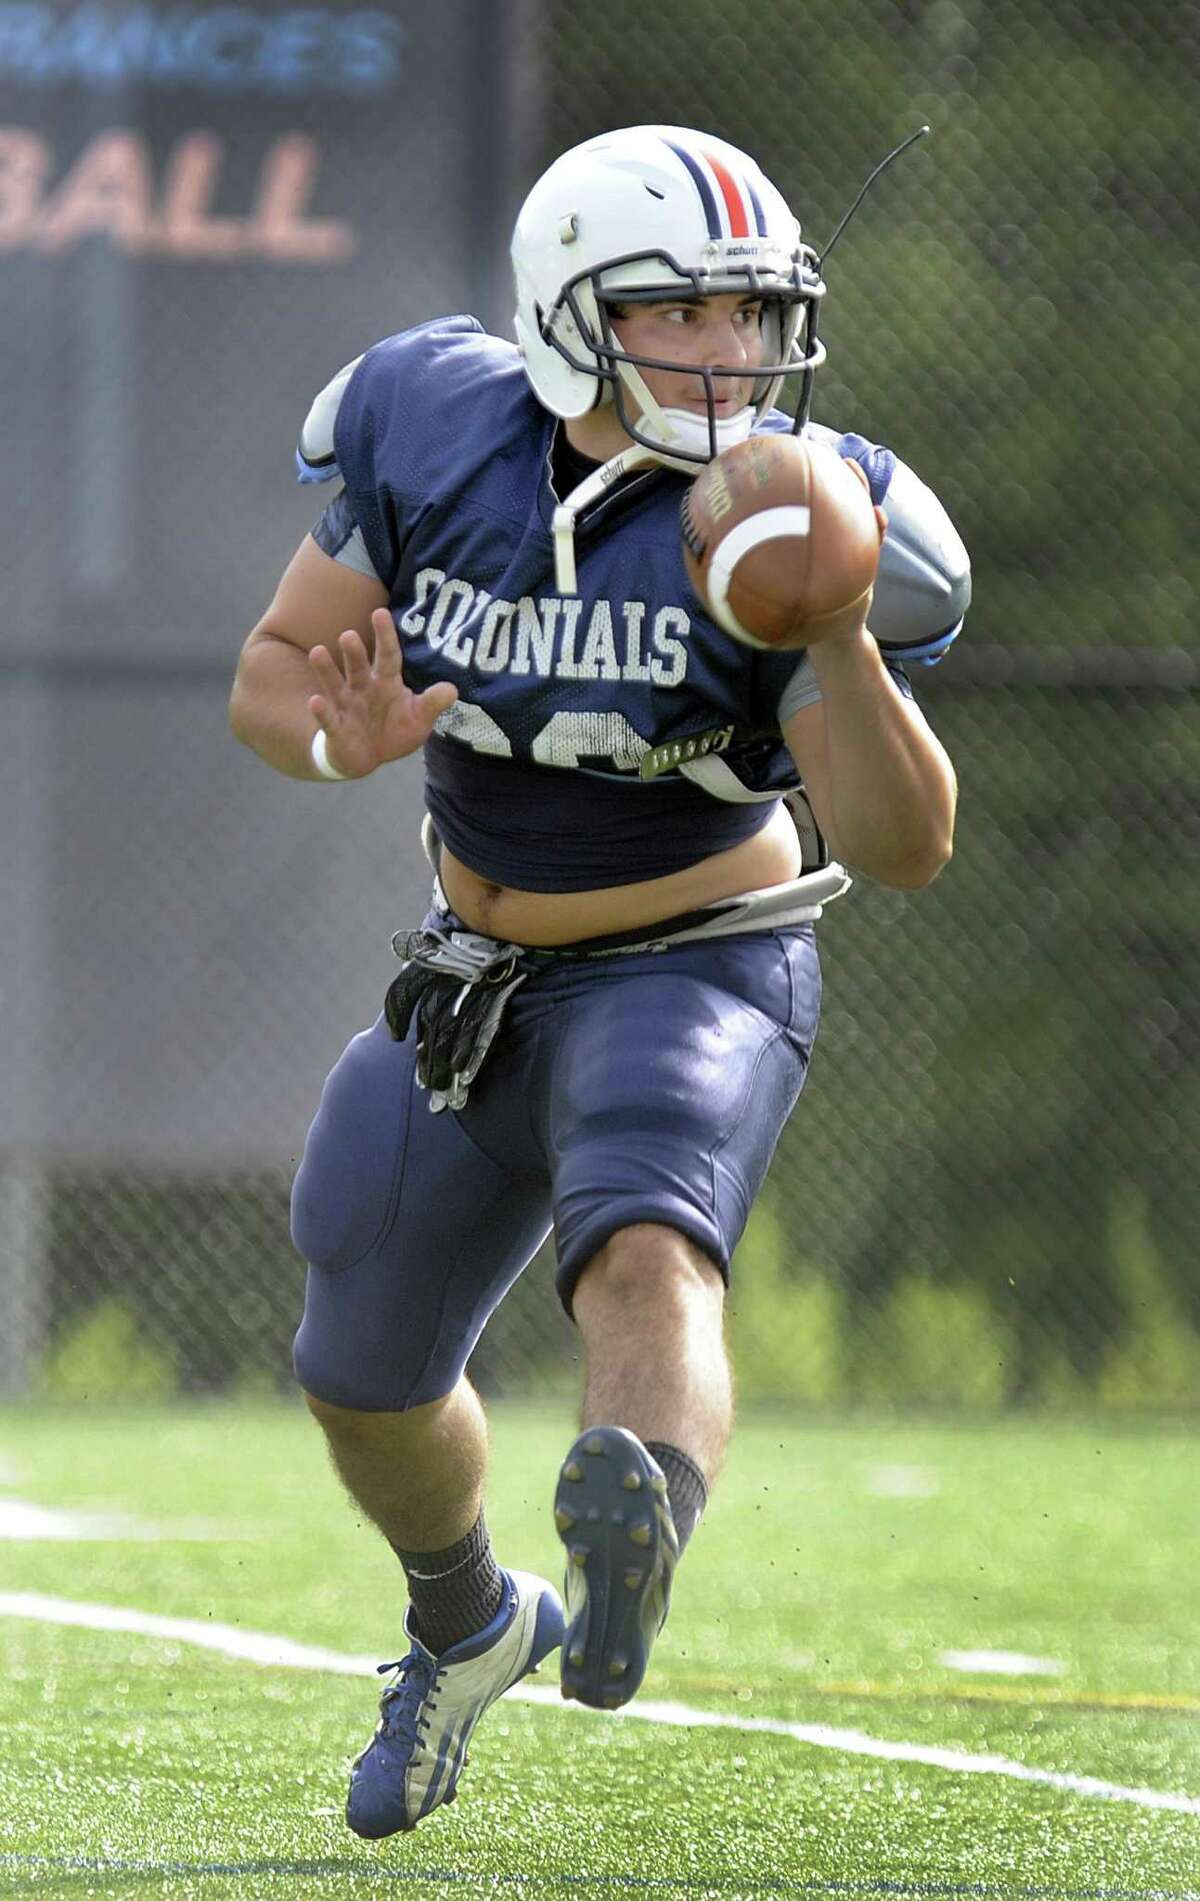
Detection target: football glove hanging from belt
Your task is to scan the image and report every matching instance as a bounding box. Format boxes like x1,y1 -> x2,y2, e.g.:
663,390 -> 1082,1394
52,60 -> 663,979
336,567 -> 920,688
384,927 -> 530,1113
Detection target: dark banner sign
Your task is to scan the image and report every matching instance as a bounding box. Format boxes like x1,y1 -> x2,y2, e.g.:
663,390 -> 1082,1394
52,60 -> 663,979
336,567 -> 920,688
0,7 -> 403,92
0,6 -> 406,259
0,0 -> 536,1163
0,126 -> 356,259
1,0 -> 528,660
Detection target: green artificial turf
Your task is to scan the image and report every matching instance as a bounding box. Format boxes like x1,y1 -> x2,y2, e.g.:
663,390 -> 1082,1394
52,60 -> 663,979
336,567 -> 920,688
0,1403 -> 1196,1899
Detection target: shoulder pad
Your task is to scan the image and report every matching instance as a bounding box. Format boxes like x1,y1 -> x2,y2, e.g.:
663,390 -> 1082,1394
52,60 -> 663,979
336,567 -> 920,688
873,458 -> 971,664
296,354 -> 364,485
803,423 -> 970,663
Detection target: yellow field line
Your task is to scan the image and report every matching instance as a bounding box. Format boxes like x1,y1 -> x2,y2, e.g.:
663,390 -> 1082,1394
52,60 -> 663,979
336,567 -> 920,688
814,1680 -> 1200,1716
680,1676 -> 1200,1715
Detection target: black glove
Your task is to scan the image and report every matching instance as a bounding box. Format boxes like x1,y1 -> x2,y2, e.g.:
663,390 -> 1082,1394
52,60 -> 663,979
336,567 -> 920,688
384,930 -> 524,1104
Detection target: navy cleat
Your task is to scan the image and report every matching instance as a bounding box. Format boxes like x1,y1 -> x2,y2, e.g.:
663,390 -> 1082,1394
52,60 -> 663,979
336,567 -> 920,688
346,1568 -> 564,1838
555,1426 -> 679,1710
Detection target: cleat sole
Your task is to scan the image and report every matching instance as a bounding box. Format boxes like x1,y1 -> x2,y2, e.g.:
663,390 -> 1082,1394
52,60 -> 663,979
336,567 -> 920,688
553,1426 -> 678,1713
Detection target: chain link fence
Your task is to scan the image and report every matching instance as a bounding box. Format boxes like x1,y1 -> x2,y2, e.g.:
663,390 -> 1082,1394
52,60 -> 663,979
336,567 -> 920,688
2,0 -> 1196,1406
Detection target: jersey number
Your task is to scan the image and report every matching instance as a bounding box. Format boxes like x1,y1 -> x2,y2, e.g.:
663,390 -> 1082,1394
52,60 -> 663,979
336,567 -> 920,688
436,702 -> 648,772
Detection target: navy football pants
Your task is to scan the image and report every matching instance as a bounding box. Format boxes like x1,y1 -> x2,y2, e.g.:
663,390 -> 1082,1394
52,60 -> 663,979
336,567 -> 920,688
291,925 -> 821,1412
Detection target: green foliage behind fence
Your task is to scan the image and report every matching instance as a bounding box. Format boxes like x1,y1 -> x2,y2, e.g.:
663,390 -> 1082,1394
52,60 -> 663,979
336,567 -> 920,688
14,0 -> 1198,1410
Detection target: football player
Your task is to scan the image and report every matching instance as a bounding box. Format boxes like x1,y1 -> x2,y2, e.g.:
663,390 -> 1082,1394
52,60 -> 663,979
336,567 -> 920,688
229,124 -> 967,1837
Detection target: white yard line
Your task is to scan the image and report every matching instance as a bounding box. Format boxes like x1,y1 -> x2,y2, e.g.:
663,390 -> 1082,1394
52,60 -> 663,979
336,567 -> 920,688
0,1498 -> 249,1542
1,1591 -> 1197,1818
0,1593 -> 379,1675
865,1465 -> 941,1498
940,1649 -> 1067,1677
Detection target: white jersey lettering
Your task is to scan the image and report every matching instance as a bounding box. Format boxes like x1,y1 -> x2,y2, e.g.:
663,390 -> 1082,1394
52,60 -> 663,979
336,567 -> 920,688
398,566 -> 444,636
474,597 -> 516,673
511,597 -> 556,676
578,599 -> 621,681
555,598 -> 585,679
650,608 -> 689,687
399,572 -> 695,688
622,601 -> 652,681
426,578 -> 476,663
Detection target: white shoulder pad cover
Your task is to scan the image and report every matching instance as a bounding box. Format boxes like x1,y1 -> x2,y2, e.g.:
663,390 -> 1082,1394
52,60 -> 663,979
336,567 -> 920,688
873,458 -> 971,648
298,355 -> 364,472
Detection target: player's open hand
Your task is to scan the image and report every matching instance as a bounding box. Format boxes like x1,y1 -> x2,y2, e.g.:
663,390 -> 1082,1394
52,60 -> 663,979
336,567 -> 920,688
307,608 -> 458,778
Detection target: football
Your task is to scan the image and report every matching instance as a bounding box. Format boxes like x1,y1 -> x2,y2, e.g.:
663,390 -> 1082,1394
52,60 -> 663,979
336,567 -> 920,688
681,434 -> 883,651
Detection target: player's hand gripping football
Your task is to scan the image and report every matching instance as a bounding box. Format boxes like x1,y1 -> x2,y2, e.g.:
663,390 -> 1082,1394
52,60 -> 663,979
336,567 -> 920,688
307,607 -> 458,778
798,460 -> 888,647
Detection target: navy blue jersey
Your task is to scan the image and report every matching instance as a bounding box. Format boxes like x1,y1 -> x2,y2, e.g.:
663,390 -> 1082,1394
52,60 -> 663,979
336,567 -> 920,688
301,317 -> 968,891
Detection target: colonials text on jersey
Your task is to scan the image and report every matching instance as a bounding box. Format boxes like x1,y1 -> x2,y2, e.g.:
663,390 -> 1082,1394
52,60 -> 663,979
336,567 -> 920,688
399,567 -> 690,687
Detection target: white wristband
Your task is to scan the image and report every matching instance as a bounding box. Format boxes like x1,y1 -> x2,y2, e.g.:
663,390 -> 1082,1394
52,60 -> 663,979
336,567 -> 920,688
311,729 -> 348,781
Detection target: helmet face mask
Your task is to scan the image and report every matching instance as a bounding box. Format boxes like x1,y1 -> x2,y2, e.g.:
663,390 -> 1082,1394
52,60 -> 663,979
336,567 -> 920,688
565,249 -> 824,465
511,128 -> 827,471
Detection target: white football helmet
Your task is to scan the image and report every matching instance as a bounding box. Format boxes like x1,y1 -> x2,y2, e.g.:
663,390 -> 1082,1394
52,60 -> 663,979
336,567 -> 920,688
512,124 -> 826,473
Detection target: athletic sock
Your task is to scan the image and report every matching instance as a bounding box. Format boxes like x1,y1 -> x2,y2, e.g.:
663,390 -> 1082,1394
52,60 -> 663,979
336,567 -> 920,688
390,1512 -> 506,1656
644,1440 -> 709,1553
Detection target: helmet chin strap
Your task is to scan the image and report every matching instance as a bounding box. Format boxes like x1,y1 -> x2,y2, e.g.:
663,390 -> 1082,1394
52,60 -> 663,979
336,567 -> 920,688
552,444 -> 658,593
551,365 -> 755,595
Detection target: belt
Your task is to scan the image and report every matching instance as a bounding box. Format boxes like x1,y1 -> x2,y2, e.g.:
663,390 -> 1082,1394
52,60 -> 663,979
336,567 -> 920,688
390,826 -> 851,1115
418,812 -> 851,962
